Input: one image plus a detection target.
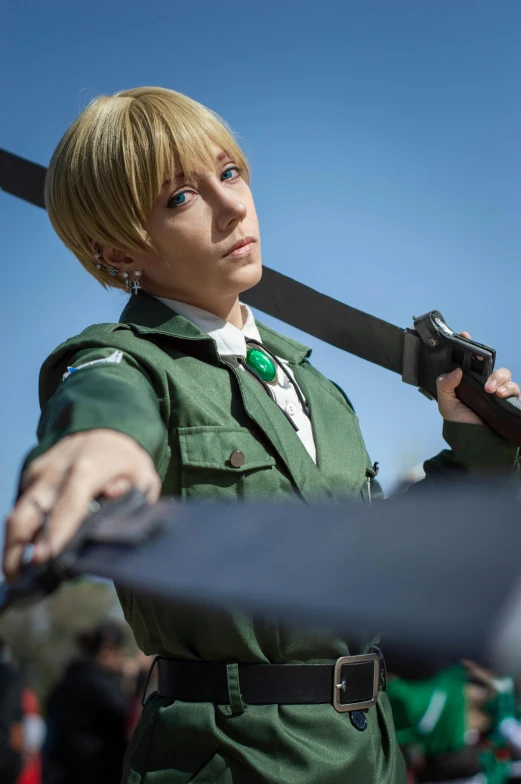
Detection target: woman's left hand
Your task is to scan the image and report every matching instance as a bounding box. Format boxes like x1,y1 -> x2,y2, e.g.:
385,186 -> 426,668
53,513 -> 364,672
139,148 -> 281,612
437,332 -> 521,424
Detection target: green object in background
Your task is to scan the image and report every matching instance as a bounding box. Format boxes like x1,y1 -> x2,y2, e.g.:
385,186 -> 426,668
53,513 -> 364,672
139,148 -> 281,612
479,748 -> 510,784
387,666 -> 467,756
488,676 -> 517,740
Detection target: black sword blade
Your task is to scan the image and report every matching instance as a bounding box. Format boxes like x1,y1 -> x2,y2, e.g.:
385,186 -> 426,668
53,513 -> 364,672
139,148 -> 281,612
0,147 -> 406,373
5,148 -> 518,441
243,266 -> 405,373
70,488 -> 521,673
0,149 -> 46,209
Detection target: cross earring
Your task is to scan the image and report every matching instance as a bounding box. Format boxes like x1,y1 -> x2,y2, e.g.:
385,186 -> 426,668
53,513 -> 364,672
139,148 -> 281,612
123,270 -> 142,294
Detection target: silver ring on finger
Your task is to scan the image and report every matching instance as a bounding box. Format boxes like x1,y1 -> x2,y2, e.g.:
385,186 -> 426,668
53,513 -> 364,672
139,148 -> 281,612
29,499 -> 51,536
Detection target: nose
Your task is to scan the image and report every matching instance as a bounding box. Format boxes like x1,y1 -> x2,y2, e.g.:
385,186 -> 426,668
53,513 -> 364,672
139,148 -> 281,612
213,186 -> 247,233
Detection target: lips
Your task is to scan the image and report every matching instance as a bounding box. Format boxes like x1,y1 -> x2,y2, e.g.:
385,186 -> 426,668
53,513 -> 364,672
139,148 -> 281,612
224,236 -> 257,257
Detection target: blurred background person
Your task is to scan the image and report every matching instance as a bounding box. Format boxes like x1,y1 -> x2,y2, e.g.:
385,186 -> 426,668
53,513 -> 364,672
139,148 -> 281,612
42,622 -> 131,784
0,637 -> 23,784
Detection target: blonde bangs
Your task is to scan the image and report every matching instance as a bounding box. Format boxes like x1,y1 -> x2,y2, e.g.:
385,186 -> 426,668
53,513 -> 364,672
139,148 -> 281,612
45,87 -> 250,290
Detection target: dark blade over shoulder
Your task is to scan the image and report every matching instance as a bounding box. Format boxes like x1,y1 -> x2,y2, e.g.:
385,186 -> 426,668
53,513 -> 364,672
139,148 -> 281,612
243,266 -> 405,373
4,147 -> 519,443
0,149 -> 46,209
0,147 -> 406,374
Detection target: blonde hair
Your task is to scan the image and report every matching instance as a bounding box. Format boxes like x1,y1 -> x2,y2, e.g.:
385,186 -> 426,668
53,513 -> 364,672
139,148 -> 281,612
45,86 -> 251,290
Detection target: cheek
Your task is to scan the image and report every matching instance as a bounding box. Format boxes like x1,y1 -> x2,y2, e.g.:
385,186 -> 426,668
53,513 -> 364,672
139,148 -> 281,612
155,208 -> 212,258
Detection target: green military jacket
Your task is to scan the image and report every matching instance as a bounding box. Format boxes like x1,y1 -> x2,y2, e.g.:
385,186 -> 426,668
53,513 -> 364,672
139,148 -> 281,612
31,293 -> 519,784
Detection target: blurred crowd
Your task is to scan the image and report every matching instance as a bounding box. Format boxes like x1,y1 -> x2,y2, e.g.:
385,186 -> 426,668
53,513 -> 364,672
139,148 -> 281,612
2,623 -> 521,783
0,625 -> 154,784
388,660 -> 521,784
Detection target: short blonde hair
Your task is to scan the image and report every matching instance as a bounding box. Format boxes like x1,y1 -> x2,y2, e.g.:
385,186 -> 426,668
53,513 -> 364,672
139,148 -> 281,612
45,86 -> 251,290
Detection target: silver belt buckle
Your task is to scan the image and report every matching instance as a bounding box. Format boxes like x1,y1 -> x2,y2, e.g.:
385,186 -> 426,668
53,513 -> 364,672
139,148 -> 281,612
333,653 -> 380,713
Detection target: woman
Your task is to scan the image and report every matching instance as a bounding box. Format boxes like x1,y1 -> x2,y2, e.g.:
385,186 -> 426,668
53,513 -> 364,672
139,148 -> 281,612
3,87 -> 519,783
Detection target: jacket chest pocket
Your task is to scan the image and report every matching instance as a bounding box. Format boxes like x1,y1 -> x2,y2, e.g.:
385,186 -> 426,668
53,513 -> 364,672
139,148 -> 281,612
177,426 -> 279,501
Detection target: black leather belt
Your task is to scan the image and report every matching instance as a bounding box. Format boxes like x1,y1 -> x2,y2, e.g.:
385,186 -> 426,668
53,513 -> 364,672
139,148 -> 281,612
157,653 -> 381,714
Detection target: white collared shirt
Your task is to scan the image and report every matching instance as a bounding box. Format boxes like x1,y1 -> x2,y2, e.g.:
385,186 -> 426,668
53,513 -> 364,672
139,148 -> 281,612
155,296 -> 317,463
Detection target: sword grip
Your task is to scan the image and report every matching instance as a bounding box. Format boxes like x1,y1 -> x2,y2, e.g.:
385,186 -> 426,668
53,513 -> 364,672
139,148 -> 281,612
456,372 -> 521,447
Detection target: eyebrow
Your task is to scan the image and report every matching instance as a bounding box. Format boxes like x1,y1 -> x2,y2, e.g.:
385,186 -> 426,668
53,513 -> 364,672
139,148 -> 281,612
162,151 -> 231,190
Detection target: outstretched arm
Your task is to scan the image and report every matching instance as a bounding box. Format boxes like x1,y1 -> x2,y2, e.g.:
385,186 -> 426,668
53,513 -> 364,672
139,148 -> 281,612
3,349 -> 167,579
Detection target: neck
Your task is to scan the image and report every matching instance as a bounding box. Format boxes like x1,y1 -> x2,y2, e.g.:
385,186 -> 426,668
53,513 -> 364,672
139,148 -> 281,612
160,292 -> 245,329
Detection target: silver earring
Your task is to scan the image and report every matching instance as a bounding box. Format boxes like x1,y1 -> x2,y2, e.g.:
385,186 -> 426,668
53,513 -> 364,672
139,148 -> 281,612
95,263 -> 103,271
124,270 -> 142,294
106,265 -> 119,276
93,248 -> 102,260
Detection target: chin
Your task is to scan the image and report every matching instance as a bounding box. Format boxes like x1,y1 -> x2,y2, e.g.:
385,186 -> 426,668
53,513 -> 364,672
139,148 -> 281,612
226,255 -> 263,296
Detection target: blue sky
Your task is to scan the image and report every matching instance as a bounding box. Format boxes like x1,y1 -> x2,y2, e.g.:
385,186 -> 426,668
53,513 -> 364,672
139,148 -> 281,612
1,0 -> 520,516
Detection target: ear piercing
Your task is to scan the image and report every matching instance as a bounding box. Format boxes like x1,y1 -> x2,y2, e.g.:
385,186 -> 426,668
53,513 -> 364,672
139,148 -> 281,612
93,248 -> 117,274
93,248 -> 104,270
123,270 -> 142,294
92,249 -> 142,292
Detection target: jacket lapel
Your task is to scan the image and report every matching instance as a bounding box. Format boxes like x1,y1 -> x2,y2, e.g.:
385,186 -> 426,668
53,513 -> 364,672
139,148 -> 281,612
231,365 -> 336,502
258,322 -> 369,500
254,323 -> 342,501
292,365 -> 369,499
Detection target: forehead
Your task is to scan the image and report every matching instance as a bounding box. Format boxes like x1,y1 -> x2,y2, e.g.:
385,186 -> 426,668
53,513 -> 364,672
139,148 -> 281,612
163,146 -> 230,189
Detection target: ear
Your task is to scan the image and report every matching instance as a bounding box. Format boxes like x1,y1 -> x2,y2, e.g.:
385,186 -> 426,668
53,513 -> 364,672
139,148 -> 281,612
91,243 -> 137,274
102,247 -> 137,273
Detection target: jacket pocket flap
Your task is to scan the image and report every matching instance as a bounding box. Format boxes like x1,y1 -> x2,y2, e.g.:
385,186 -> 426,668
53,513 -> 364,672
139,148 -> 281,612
178,426 -> 276,472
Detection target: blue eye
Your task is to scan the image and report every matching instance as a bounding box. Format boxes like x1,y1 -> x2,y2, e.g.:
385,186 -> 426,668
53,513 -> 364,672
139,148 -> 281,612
167,190 -> 193,208
222,166 -> 240,181
170,192 -> 187,206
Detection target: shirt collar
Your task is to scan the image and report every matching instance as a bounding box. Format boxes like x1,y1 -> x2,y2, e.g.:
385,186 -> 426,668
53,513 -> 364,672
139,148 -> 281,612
154,296 -> 261,358
119,293 -> 311,365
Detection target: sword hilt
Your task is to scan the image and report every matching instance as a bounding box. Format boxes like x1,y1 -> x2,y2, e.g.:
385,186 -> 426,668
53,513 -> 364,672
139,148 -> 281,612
408,311 -> 521,447
0,488 -> 152,616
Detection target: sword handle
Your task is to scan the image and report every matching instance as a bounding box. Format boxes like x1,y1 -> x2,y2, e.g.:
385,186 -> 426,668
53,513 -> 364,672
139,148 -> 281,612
0,489 -> 151,617
412,311 -> 521,448
456,373 -> 521,447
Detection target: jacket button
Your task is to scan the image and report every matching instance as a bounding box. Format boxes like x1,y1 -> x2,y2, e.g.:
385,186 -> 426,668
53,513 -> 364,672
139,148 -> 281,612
350,711 -> 368,731
229,450 -> 246,468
